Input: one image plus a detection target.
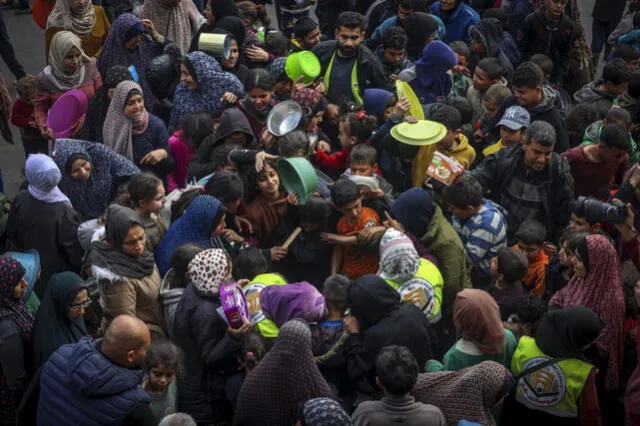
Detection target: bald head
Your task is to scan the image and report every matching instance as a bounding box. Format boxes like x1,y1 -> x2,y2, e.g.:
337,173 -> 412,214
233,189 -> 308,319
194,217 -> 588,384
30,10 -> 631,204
102,315 -> 151,368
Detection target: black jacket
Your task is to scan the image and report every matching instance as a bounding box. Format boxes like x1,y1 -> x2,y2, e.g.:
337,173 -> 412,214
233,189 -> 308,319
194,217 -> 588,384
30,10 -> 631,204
6,192 -> 83,298
172,284 -> 242,423
470,144 -> 574,242
313,41 -> 388,104
146,48 -> 182,128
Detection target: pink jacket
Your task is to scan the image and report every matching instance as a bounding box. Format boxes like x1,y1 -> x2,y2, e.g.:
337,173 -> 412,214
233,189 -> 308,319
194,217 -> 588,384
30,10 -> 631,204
167,130 -> 194,191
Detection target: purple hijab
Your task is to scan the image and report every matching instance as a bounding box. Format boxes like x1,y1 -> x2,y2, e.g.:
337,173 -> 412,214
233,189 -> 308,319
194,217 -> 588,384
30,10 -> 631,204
260,282 -> 326,327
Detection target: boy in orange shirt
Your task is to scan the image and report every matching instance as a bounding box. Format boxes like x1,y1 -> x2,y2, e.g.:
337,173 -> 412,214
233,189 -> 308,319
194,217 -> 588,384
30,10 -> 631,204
514,219 -> 549,298
326,178 -> 381,279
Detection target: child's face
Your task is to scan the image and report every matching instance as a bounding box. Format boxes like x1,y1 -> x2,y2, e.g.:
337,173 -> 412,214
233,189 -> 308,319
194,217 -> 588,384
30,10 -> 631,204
437,130 -> 458,152
212,213 -> 227,237
483,98 -> 499,119
517,242 -> 542,263
338,197 -> 363,222
447,203 -> 475,220
569,213 -> 596,234
570,249 -> 587,277
338,120 -> 355,148
226,199 -> 241,214
248,88 -> 273,112
383,47 -> 406,66
229,132 -> 248,146
559,240 -> 572,266
383,102 -> 396,121
351,161 -> 376,177
470,39 -> 485,55
546,0 -> 568,18
147,363 -> 175,394
456,54 -> 468,69
472,67 -> 494,91
302,27 -> 322,50
274,77 -> 293,97
500,127 -> 525,146
515,86 -> 542,109
140,183 -> 166,214
307,111 -> 324,133
257,164 -> 280,198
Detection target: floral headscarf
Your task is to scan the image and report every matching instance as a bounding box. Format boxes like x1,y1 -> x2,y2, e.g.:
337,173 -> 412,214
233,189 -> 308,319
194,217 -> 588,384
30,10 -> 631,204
46,0 -> 96,36
103,80 -> 148,161
188,248 -> 230,297
0,254 -> 34,341
45,31 -> 90,91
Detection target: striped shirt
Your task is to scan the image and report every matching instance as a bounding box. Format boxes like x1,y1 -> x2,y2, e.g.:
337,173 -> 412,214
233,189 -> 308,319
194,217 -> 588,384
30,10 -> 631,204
452,199 -> 508,275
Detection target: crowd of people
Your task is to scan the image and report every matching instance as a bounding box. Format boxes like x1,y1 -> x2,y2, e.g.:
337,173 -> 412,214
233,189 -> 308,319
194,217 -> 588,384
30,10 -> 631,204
1,0 -> 640,424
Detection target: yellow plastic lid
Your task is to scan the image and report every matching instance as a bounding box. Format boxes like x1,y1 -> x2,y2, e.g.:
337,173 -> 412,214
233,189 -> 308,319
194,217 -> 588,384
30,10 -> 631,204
390,120 -> 447,146
396,80 -> 425,120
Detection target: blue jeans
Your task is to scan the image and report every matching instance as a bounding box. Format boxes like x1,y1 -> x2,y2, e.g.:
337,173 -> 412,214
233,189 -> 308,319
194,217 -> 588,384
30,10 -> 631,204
0,7 -> 25,79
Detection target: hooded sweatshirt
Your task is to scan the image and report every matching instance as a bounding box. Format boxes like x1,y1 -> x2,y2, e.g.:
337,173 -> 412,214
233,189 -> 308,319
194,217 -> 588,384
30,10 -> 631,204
439,133 -> 476,169
573,82 -> 617,119
469,18 -> 514,78
581,120 -> 640,163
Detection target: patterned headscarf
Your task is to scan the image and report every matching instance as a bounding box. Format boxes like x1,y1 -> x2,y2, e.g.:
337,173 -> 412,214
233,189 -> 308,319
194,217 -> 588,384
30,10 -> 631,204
188,249 -> 230,297
379,228 -> 420,282
267,56 -> 287,81
0,254 -> 34,341
453,289 -> 506,356
25,154 -> 72,205
141,0 -> 204,55
46,0 -> 96,36
103,80 -> 146,161
302,398 -> 352,426
45,31 -> 90,91
235,319 -> 333,425
550,234 -> 625,391
412,361 -> 515,426
169,51 -> 245,129
292,88 -> 327,125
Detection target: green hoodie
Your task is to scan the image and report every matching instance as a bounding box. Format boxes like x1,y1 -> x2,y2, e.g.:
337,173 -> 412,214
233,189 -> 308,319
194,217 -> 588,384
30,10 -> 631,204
580,120 -> 639,163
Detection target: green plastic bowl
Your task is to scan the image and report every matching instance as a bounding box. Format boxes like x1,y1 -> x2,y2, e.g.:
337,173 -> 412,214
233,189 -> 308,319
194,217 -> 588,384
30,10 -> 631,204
390,120 -> 447,146
277,157 -> 318,204
285,51 -> 321,85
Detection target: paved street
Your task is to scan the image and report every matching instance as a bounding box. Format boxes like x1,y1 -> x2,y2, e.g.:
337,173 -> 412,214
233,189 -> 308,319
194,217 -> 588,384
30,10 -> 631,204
0,0 -> 594,199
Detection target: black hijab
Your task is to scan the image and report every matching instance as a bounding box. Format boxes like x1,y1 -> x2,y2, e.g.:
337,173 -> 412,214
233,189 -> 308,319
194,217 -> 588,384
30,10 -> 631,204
535,306 -> 604,358
347,274 -> 401,331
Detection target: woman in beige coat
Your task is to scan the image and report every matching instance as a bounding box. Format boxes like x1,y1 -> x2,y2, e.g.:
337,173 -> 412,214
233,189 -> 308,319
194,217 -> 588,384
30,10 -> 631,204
85,204 -> 166,337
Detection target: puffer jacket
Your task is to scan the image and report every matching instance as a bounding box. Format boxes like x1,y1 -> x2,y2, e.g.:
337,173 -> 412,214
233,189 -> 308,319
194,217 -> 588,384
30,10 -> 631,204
573,82 -> 616,119
146,45 -> 182,127
91,264 -> 166,336
430,1 -> 480,44
172,284 -> 242,423
37,337 -> 150,426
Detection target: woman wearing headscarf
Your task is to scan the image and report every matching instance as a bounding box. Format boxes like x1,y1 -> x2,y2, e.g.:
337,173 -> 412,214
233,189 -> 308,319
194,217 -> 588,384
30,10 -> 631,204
97,13 -> 169,111
35,31 -> 102,140
200,28 -> 249,86
6,154 -> 83,298
53,138 -> 140,220
502,306 -> 603,426
45,0 -> 111,58
103,81 -> 174,181
32,272 -> 89,371
298,398 -> 352,426
140,0 -> 205,55
172,248 -> 248,424
169,51 -> 245,130
84,204 -> 165,336
427,289 -> 517,372
235,320 -> 333,425
155,195 -> 227,276
550,234 -> 625,393
343,274 -> 434,399
0,254 -> 34,426
412,360 -> 515,426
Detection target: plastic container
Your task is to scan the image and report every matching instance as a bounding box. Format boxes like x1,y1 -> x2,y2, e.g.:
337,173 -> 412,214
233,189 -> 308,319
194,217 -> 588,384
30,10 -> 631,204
277,157 -> 318,204
390,120 -> 447,146
395,80 -> 425,120
219,282 -> 249,329
285,51 -> 321,85
47,90 -> 88,139
198,33 -> 232,59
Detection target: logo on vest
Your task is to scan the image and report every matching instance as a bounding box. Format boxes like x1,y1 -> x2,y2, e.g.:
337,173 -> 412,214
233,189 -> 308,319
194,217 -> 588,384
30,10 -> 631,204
397,278 -> 435,315
520,357 -> 566,407
243,283 -> 267,325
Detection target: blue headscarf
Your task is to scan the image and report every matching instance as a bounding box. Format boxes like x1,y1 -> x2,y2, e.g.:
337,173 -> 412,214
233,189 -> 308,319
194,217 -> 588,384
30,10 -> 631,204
155,195 -> 223,276
362,88 -> 394,121
389,188 -> 435,238
411,41 -> 457,104
169,51 -> 245,129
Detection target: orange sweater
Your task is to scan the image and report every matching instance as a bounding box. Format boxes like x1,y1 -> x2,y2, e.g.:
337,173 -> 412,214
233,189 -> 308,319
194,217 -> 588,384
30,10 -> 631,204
518,247 -> 549,299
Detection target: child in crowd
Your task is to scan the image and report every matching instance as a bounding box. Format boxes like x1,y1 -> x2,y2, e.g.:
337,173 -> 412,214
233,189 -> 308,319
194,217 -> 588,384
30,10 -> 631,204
504,294 -> 548,339
574,58 -> 633,119
488,247 -> 528,320
581,106 -> 639,163
544,228 -> 577,301
267,58 -> 292,102
514,219 -> 549,298
428,104 -> 476,168
237,1 -> 271,39
204,171 -> 248,238
290,17 -> 322,52
127,173 -> 167,253
328,178 -> 381,279
530,53 -> 566,113
481,106 -> 530,158
264,31 -> 290,58
473,84 -> 513,153
352,346 -> 447,425
11,75 -> 48,157
167,112 -> 213,191
442,174 -> 507,288
467,57 -> 506,123
143,340 -> 181,423
618,71 -> 640,117
446,97 -> 475,144
377,27 -> 412,90
225,332 -> 267,407
237,69 -> 276,138
567,103 -> 600,148
450,41 -> 473,98
347,144 -> 394,204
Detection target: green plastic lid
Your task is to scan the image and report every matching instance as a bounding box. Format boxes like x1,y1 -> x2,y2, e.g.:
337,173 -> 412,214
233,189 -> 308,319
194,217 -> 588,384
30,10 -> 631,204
285,51 -> 321,85
390,120 -> 447,146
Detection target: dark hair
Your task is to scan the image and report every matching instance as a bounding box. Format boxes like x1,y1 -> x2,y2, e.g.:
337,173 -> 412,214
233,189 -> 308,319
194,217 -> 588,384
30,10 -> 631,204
622,260 -> 640,316
240,332 -> 266,372
569,197 -> 598,224
331,177 -> 360,209
237,1 -> 271,28
515,295 -> 547,323
497,247 -> 529,283
444,97 -> 473,125
323,274 -> 350,312
512,62 -> 544,89
605,107 -> 632,125
245,68 -> 275,92
204,171 -> 244,204
265,31 -> 289,58
448,41 -> 469,58
442,174 -> 483,208
246,158 -> 280,201
526,120 -> 556,147
515,219 -> 546,246
603,59 -> 632,86
233,247 -> 269,280
426,103 -> 462,130
530,54 -> 553,78
170,244 -> 204,287
476,57 -> 503,81
350,143 -> 377,165
376,345 -> 419,396
336,11 -> 364,31
599,123 -> 631,151
567,103 -> 599,135
127,173 -> 163,207
381,26 -> 408,50
567,232 -> 589,273
181,112 -> 213,148
629,71 -> 640,100
171,188 -> 203,221
398,0 -> 428,10
484,84 -> 512,105
293,17 -> 319,38
341,112 -> 378,144
144,340 -> 183,376
299,195 -> 330,227
279,130 -> 310,157
211,143 -> 237,170
482,7 -> 508,29
613,45 -> 640,63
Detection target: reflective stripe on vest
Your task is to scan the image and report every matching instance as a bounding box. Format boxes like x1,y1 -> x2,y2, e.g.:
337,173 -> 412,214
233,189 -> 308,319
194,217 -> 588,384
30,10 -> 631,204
511,336 -> 593,418
244,273 -> 287,338
323,51 -> 363,105
385,258 -> 443,324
